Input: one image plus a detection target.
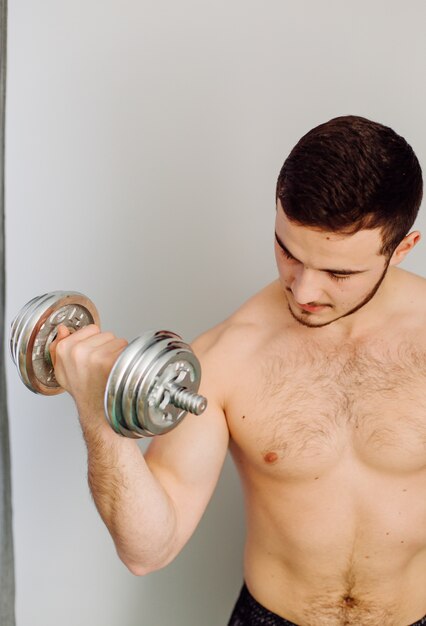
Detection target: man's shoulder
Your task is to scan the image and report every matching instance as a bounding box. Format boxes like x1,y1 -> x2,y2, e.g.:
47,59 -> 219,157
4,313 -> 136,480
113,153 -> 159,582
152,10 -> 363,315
192,280 -> 285,360
389,268 -> 426,342
396,266 -> 426,285
394,266 -> 426,307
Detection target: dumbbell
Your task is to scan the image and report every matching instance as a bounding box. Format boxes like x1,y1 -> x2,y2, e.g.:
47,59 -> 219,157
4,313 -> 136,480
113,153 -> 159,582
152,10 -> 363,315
10,291 -> 208,438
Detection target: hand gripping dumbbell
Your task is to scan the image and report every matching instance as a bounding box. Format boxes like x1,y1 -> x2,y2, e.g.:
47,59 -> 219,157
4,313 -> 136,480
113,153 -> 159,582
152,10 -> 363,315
10,291 -> 208,438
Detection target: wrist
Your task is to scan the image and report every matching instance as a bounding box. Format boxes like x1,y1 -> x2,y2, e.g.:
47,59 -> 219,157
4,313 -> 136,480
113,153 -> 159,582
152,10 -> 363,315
77,406 -> 119,440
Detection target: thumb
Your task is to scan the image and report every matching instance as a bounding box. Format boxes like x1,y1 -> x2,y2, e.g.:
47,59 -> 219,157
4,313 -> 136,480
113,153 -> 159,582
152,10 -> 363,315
49,324 -> 71,367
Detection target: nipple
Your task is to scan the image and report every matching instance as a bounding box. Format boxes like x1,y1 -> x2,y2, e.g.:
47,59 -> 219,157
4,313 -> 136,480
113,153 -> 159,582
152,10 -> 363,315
263,451 -> 279,464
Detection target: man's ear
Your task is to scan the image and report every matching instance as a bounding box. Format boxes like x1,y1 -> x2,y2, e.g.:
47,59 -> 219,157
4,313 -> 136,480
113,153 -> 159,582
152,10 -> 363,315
389,231 -> 421,266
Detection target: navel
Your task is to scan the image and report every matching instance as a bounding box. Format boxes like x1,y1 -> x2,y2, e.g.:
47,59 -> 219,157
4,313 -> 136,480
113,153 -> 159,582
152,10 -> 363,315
342,595 -> 358,608
263,451 -> 279,464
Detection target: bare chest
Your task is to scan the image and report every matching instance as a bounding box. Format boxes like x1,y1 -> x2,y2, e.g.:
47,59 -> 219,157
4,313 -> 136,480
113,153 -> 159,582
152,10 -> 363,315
227,338 -> 426,475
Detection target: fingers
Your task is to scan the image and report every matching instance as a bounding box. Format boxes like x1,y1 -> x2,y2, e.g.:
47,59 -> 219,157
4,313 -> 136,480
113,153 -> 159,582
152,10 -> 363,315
49,324 -> 101,367
73,337 -> 128,374
49,324 -> 128,369
49,323 -> 128,405
53,324 -> 128,373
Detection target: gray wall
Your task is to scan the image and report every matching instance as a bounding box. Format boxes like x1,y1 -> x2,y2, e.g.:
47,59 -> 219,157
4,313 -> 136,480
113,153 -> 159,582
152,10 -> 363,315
5,1 -> 426,625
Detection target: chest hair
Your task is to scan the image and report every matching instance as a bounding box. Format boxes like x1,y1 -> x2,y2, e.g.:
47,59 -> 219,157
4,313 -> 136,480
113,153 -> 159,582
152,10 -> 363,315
238,338 -> 426,472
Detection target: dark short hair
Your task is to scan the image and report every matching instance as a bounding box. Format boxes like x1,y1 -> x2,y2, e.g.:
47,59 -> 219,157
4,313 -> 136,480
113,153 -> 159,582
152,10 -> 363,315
276,115 -> 423,257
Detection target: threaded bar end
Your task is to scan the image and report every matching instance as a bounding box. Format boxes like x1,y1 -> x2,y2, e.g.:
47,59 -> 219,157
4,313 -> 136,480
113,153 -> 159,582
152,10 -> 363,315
167,383 -> 207,415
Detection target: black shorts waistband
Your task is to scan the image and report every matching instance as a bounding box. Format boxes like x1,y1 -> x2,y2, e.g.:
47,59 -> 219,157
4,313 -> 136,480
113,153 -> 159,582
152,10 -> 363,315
228,583 -> 426,626
228,584 -> 297,626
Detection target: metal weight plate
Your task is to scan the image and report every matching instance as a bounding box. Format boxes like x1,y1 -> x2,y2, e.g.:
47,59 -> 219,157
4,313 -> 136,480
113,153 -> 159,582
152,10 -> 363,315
10,294 -> 46,367
117,334 -> 176,437
121,333 -> 190,437
104,331 -> 163,438
135,343 -> 202,436
10,291 -> 100,395
104,330 -> 181,437
10,292 -> 65,391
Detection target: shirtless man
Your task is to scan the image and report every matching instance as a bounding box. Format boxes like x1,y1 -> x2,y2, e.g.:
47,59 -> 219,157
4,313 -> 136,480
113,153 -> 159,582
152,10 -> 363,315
51,115 -> 426,625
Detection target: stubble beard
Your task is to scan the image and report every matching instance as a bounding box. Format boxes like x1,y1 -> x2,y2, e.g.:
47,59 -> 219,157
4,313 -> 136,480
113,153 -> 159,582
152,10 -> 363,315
287,259 -> 391,329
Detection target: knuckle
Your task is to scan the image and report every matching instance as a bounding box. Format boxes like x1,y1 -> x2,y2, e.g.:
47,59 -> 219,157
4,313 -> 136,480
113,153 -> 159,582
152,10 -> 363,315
70,342 -> 88,363
90,350 -> 106,367
77,324 -> 100,338
102,331 -> 115,341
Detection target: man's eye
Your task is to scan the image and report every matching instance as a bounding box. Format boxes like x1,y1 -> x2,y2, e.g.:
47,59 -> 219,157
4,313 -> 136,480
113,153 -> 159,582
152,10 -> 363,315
329,273 -> 351,282
279,246 -> 352,282
280,248 -> 295,261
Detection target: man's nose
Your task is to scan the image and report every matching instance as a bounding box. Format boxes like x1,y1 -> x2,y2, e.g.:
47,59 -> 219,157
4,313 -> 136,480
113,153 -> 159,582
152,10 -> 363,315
290,268 -> 323,305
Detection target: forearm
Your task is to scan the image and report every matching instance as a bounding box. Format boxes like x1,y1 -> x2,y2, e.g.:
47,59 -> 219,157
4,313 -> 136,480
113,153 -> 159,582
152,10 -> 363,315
79,410 -> 178,575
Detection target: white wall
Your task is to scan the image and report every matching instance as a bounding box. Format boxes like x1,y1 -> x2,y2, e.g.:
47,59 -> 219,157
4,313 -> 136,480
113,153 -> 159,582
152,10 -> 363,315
5,1 -> 426,625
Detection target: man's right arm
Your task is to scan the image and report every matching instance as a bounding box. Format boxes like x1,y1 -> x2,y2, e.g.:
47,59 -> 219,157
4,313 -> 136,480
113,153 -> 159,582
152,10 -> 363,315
51,323 -> 230,575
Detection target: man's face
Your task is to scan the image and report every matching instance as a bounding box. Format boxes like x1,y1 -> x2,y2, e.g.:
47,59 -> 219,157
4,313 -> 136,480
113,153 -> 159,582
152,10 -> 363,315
274,203 -> 391,329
